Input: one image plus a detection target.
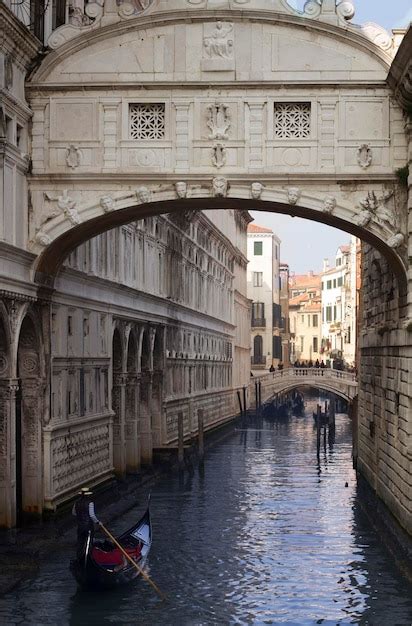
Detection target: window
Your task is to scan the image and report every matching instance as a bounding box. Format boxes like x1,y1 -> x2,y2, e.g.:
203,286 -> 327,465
338,276 -> 343,287
252,302 -> 265,326
327,280 -> 332,289
254,241 -> 263,256
300,336 -> 304,352
301,315 -> 305,324
326,306 -> 332,322
253,335 -> 263,359
273,336 -> 282,359
336,258 -> 342,266
333,305 -> 337,321
274,102 -> 311,138
333,279 -> 337,288
313,337 -> 318,353
129,103 -> 165,139
312,314 -> 318,327
273,303 -> 281,328
253,272 -> 263,287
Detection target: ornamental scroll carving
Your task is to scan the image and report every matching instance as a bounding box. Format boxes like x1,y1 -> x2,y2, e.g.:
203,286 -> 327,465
357,144 -> 372,170
207,103 -> 231,140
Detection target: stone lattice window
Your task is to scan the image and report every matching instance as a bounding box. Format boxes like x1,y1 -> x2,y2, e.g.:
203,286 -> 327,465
274,102 -> 311,138
129,103 -> 165,139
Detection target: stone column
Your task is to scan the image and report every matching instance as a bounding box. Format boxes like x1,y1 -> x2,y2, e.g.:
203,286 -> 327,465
319,100 -> 337,170
247,101 -> 266,170
101,99 -> 121,171
140,372 -> 153,464
112,373 -> 127,476
31,102 -> 47,173
125,372 -> 140,473
0,379 -> 18,527
174,102 -> 191,172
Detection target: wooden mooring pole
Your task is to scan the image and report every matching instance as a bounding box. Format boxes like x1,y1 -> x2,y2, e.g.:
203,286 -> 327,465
178,411 -> 184,468
198,408 -> 204,461
316,404 -> 321,460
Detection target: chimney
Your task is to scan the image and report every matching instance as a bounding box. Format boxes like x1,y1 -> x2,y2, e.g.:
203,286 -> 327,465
323,258 -> 329,273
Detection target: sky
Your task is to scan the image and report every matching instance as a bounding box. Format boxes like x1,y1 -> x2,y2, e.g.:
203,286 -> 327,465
251,1 -> 412,275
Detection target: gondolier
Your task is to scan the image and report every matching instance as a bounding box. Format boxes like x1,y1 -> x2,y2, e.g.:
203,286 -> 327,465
72,487 -> 100,557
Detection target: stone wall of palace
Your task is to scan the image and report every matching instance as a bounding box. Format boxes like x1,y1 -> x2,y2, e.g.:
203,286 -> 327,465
357,240 -> 411,535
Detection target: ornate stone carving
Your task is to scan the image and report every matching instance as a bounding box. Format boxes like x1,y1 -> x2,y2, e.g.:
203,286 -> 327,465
212,176 -> 229,198
58,190 -> 81,225
207,102 -> 231,140
136,186 -> 151,204
100,195 -> 115,213
204,22 -> 234,59
322,195 -> 336,215
175,182 -> 188,199
65,145 -> 82,170
361,23 -> 393,52
355,209 -> 373,228
387,233 -> 405,249
286,187 -> 301,206
212,143 -> 227,169
4,55 -> 13,90
251,182 -> 264,200
35,230 -> 52,247
303,1 -> 322,18
337,1 -> 355,21
357,144 -> 372,169
0,355 -> 8,375
359,191 -> 379,212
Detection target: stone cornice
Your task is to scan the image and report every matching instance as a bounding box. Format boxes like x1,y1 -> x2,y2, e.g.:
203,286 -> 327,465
31,9 -> 393,82
387,26 -> 412,112
0,4 -> 41,68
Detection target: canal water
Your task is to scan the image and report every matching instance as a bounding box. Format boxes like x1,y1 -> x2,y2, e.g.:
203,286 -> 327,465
1,399 -> 412,625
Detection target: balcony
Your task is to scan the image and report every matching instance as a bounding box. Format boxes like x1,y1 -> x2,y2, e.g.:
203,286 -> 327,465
251,356 -> 266,366
252,318 -> 266,328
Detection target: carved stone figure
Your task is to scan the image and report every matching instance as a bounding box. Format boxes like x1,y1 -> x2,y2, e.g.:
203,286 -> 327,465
65,145 -> 81,169
175,182 -> 188,199
287,187 -> 301,206
357,144 -> 372,169
251,182 -> 264,200
100,195 -> 115,213
204,22 -> 234,59
359,191 -> 379,212
136,186 -> 151,204
212,143 -> 227,169
387,233 -> 405,249
322,195 -> 336,214
207,102 -> 231,140
212,176 -> 229,198
375,190 -> 397,231
355,209 -> 373,228
57,190 -> 81,225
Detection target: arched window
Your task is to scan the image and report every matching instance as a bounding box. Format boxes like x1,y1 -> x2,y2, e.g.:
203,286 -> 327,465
253,335 -> 263,360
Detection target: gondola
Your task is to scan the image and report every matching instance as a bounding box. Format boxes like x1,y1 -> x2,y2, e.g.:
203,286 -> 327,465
70,502 -> 152,590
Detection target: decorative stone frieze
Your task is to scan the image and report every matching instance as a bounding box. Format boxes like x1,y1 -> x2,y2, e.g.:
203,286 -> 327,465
202,22 -> 234,71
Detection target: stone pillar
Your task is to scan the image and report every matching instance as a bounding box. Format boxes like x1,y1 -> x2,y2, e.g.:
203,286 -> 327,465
247,101 -> 265,170
140,372 -> 153,465
102,100 -> 121,171
112,373 -> 127,476
31,102 -> 47,173
0,379 -> 18,527
174,102 -> 191,172
125,373 -> 140,473
319,100 -> 337,170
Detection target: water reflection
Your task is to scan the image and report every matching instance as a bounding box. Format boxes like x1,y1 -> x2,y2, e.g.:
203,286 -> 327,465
1,398 -> 412,625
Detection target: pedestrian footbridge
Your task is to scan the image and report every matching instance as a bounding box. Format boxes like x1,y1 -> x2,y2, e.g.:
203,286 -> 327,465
253,368 -> 358,406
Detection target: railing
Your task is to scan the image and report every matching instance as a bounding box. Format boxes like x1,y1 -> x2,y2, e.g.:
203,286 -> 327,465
251,356 -> 266,365
255,367 -> 357,384
251,318 -> 266,328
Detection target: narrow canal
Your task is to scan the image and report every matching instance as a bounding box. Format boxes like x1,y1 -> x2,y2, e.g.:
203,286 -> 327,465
1,398 -> 412,625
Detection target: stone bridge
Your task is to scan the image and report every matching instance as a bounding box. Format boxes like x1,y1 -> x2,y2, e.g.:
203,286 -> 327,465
251,368 -> 358,407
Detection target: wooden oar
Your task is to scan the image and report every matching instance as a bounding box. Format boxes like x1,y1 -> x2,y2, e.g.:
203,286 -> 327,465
99,522 -> 166,601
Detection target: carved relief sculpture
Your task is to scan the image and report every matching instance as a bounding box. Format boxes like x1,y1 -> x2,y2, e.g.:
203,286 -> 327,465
65,145 -> 82,170
212,143 -> 227,169
322,195 -> 337,214
35,230 -> 52,247
175,182 -> 188,199
387,233 -> 405,249
207,102 -> 231,140
204,22 -> 234,59
58,190 -> 81,225
286,187 -> 301,206
136,186 -> 151,204
212,176 -> 229,198
251,182 -> 264,200
357,144 -> 372,169
100,195 -> 115,213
